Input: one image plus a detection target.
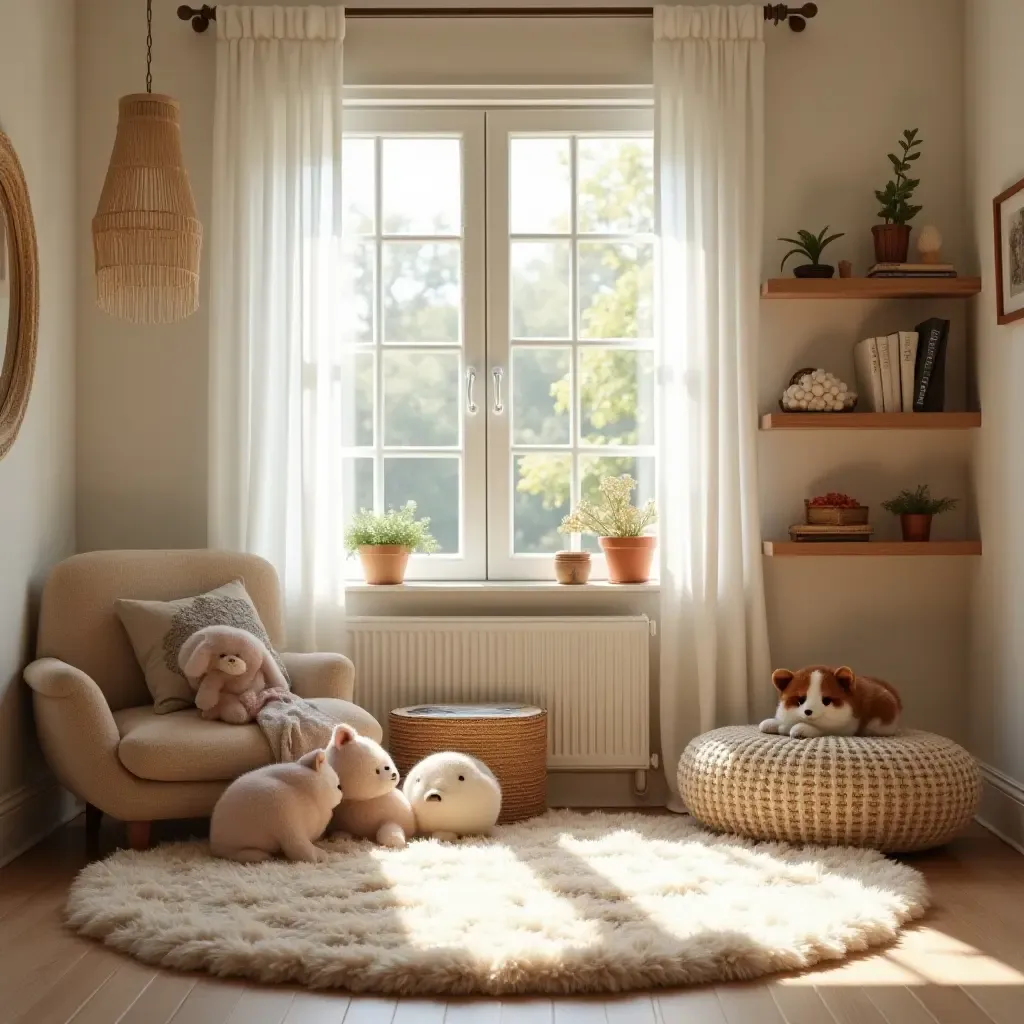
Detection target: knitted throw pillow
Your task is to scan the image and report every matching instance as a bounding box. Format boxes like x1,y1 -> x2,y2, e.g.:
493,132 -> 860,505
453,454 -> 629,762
115,579 -> 288,714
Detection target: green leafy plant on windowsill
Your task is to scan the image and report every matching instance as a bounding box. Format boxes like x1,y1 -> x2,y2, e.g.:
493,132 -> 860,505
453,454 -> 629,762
881,485 -> 957,516
344,502 -> 439,554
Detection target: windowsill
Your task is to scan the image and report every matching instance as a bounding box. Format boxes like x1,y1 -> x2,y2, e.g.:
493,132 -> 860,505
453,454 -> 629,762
345,580 -> 660,594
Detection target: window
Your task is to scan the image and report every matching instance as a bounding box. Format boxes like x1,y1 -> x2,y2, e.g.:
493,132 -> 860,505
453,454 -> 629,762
341,108 -> 655,580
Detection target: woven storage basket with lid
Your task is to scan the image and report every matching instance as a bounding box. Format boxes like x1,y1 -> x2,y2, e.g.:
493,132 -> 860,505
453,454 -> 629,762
389,703 -> 547,823
678,725 -> 981,852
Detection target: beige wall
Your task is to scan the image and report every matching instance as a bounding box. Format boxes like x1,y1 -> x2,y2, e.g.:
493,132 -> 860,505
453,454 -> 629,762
966,0 -> 1024,849
760,0 -> 972,744
75,1 -> 973,785
0,0 -> 77,862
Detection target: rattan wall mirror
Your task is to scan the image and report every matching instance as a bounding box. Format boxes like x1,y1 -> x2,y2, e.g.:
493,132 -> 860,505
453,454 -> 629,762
0,129 -> 39,460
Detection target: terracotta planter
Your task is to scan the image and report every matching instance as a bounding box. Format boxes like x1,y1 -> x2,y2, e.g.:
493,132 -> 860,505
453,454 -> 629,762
554,551 -> 592,585
599,536 -> 656,584
872,224 -> 911,263
358,545 -> 411,585
900,514 -> 933,542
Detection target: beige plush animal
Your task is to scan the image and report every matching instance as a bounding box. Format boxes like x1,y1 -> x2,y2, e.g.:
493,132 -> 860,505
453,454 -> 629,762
209,749 -> 341,863
403,751 -> 502,841
326,724 -> 416,848
178,624 -> 288,724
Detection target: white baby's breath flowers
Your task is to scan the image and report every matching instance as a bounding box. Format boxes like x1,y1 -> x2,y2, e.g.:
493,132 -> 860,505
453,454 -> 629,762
559,474 -> 657,538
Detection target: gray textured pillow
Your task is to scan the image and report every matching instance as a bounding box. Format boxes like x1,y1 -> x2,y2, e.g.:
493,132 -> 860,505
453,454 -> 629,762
115,579 -> 288,714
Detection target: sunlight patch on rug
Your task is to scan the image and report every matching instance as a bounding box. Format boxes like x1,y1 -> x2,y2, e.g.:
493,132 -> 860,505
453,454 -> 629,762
65,810 -> 929,996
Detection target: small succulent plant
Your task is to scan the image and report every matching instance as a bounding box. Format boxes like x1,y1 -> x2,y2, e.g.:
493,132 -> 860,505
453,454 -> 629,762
778,226 -> 845,271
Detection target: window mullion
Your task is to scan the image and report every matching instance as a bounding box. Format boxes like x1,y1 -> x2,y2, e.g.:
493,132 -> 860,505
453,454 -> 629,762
373,134 -> 385,514
569,134 -> 581,552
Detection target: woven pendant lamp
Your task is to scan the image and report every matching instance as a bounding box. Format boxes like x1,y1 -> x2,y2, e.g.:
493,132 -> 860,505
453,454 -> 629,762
92,2 -> 201,323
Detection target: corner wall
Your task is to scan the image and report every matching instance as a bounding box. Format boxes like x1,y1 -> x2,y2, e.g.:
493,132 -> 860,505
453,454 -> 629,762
0,0 -> 78,862
966,0 -> 1024,852
73,1 -> 974,800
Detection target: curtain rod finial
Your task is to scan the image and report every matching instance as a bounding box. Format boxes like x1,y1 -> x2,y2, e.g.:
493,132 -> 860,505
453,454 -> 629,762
177,5 -> 216,33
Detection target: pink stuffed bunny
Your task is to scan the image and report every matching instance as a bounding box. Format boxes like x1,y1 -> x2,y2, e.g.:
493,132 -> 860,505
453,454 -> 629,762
178,625 -> 289,724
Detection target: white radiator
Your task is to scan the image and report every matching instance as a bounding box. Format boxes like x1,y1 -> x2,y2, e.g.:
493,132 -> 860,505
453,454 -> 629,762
345,616 -> 651,771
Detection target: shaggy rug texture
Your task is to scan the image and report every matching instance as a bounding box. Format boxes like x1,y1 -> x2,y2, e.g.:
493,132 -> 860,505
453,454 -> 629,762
65,811 -> 929,996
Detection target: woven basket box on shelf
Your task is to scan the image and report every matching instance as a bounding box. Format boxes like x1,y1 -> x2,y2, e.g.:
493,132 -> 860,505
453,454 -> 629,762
804,501 -> 870,526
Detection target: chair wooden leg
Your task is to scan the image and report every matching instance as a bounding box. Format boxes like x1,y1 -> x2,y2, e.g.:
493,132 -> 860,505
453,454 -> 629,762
85,804 -> 102,856
126,821 -> 152,851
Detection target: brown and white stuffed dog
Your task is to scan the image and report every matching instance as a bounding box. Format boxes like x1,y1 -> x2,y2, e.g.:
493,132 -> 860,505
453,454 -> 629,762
178,625 -> 289,724
759,665 -> 902,739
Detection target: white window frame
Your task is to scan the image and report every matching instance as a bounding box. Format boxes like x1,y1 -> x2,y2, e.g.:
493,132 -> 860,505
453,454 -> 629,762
342,109 -> 487,580
484,108 -> 656,581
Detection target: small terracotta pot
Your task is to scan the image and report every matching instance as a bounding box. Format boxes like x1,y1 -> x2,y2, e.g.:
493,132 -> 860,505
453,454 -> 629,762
358,545 -> 411,585
599,536 -> 656,584
872,224 -> 911,263
900,514 -> 933,542
554,552 -> 592,585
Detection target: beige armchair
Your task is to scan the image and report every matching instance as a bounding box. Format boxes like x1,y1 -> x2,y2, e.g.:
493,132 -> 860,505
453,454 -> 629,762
24,550 -> 380,849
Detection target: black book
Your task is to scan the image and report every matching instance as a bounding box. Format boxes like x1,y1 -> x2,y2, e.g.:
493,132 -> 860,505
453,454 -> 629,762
912,317 -> 949,412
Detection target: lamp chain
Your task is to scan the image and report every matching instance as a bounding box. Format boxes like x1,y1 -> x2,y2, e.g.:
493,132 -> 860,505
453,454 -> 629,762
145,0 -> 153,93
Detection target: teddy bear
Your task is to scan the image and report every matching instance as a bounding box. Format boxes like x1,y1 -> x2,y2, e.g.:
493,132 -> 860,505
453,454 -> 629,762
403,751 -> 502,842
178,624 -> 289,724
326,724 -> 416,848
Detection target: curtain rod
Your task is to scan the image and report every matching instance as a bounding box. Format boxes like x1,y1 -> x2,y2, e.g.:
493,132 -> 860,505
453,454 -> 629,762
177,4 -> 818,32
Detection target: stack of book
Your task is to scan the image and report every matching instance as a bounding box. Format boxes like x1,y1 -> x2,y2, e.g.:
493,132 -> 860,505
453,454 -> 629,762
867,262 -> 957,278
853,318 -> 949,412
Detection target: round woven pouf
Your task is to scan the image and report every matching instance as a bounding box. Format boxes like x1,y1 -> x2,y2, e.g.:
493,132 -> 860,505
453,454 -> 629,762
389,703 -> 547,824
678,726 -> 981,852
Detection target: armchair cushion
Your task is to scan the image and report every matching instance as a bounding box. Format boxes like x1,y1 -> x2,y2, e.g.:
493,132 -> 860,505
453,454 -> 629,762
115,579 -> 288,714
114,699 -> 381,782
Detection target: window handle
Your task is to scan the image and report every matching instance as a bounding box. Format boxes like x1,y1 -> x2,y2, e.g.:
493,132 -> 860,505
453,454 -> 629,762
492,366 -> 505,415
465,367 -> 478,415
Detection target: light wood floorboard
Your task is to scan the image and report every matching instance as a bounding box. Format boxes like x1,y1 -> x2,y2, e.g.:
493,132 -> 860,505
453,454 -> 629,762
0,816 -> 1020,1024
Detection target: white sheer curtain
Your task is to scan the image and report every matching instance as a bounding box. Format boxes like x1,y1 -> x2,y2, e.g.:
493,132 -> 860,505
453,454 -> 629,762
654,5 -> 771,806
208,6 -> 347,650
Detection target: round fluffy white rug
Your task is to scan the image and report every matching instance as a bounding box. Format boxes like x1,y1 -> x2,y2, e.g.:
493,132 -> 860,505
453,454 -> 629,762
66,811 -> 929,996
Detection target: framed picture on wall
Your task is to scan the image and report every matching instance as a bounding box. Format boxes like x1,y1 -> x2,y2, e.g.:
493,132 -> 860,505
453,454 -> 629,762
994,175 -> 1024,325
0,210 -> 7,291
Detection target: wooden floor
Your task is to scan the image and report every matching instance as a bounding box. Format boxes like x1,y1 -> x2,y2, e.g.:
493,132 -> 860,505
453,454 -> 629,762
1,816 -> 1022,1024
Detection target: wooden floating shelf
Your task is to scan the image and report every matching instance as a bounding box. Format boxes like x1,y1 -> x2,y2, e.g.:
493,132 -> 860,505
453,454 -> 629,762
763,541 -> 982,557
761,277 -> 982,300
761,412 -> 981,430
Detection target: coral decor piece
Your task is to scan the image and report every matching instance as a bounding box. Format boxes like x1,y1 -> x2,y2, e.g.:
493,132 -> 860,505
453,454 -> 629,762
780,368 -> 857,411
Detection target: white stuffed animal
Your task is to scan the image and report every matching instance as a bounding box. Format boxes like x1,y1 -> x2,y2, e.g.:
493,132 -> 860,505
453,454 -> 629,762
209,749 -> 341,863
326,725 -> 416,849
403,752 -> 502,842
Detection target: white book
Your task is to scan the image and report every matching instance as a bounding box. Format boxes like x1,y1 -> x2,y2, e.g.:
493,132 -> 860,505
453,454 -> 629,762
877,336 -> 895,412
853,337 -> 884,412
886,333 -> 902,411
899,330 -> 919,412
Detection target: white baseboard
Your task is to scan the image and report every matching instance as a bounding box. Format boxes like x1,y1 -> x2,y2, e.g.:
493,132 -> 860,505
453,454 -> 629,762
0,779 -> 81,868
976,761 -> 1024,857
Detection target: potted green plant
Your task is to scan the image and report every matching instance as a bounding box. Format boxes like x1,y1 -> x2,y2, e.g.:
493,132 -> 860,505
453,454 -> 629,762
559,475 -> 658,584
881,485 -> 957,542
873,128 -> 923,263
344,502 -> 439,585
778,226 -> 845,279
